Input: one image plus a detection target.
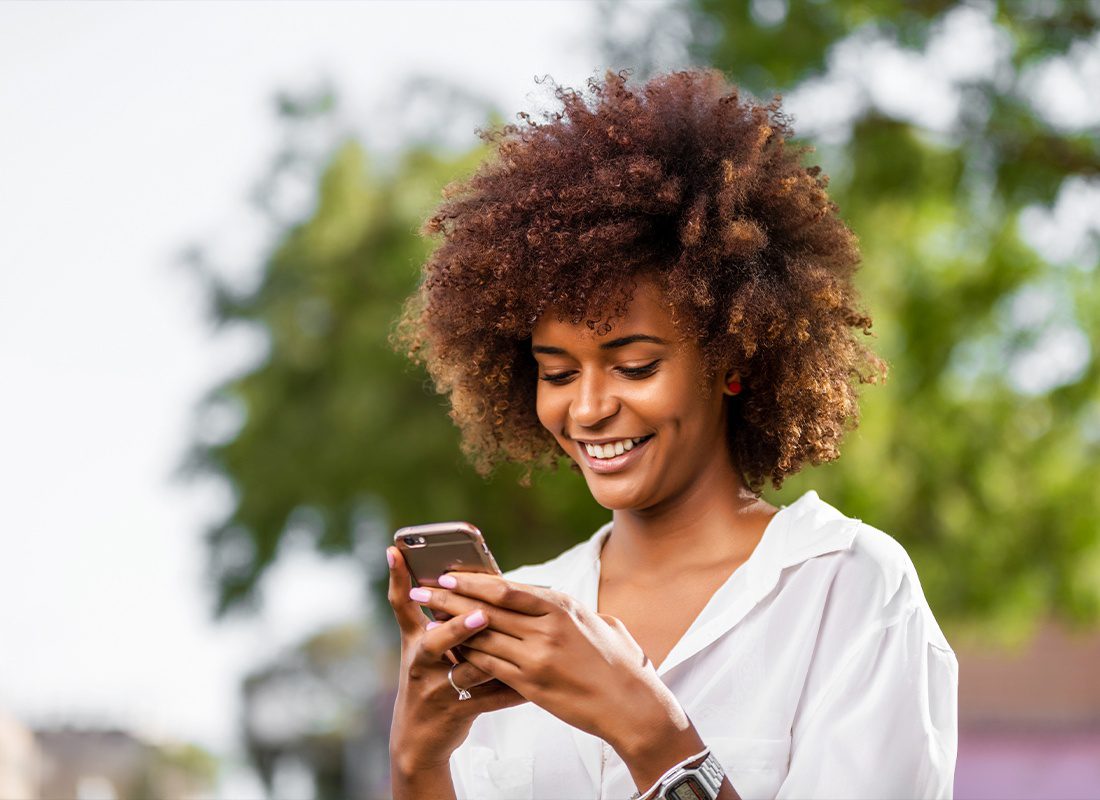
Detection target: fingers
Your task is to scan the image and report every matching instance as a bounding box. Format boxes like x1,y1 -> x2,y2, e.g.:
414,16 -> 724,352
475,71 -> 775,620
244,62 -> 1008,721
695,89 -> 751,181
411,584 -> 530,638
453,625 -> 524,671
446,658 -> 498,690
451,677 -> 530,715
435,572 -> 554,616
411,585 -> 534,642
458,638 -> 524,688
436,655 -> 529,712
387,546 -> 429,635
423,620 -> 528,709
409,585 -> 482,621
415,606 -> 492,667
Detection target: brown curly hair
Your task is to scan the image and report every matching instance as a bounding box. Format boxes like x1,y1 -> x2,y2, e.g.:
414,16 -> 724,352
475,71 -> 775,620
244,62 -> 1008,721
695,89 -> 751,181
392,67 -> 887,492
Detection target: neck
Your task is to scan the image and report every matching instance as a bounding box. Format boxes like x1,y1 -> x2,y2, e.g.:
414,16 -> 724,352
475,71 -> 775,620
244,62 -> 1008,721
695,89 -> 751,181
600,451 -> 777,582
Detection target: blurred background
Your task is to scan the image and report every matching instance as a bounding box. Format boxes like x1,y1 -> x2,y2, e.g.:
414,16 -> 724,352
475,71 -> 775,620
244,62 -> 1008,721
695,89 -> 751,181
1,0 -> 1098,798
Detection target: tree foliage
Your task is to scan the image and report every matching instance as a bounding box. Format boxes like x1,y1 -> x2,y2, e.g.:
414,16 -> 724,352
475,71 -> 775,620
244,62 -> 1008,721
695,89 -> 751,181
184,2 -> 1100,644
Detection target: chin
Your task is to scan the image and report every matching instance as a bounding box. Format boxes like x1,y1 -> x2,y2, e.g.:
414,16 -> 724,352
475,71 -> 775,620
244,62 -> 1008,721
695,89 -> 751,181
585,482 -> 645,512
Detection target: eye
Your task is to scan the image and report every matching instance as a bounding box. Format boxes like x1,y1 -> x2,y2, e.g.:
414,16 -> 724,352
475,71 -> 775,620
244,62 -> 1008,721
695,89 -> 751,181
536,360 -> 655,385
539,371 -> 574,385
619,359 -> 661,378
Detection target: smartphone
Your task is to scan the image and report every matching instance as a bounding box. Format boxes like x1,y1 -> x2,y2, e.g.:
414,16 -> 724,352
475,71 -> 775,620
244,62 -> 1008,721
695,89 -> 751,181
393,521 -> 503,662
394,521 -> 503,588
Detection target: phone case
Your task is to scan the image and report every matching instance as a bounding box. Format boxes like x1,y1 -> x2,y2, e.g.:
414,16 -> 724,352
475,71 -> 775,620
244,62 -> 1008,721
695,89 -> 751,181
393,521 -> 502,588
393,521 -> 503,664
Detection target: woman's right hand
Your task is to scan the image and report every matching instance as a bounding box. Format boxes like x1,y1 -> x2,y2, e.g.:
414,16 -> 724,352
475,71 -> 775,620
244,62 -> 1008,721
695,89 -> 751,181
386,545 -> 529,777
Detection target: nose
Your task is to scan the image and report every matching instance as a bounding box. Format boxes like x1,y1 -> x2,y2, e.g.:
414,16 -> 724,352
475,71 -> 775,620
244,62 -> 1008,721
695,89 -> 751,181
569,369 -> 620,430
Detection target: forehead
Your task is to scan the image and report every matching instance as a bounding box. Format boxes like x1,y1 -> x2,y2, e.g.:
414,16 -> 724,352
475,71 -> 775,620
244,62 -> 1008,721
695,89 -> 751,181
531,278 -> 681,343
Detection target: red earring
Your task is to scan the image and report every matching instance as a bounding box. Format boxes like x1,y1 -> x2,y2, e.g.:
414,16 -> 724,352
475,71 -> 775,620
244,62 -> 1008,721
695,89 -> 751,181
726,379 -> 741,395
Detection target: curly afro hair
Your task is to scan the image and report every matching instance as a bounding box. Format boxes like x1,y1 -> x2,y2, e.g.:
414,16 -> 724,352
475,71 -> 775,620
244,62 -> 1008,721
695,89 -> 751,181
393,67 -> 887,492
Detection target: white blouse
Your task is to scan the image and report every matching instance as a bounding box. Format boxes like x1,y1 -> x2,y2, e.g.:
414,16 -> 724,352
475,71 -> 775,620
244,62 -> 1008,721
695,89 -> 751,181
448,489 -> 958,799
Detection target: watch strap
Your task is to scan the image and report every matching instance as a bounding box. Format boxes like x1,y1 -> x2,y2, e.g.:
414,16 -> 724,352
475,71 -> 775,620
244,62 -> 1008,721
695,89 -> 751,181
655,749 -> 725,799
629,747 -> 725,800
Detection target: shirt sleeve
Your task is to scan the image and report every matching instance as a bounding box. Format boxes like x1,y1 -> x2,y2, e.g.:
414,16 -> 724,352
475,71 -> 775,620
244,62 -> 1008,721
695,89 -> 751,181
775,603 -> 958,799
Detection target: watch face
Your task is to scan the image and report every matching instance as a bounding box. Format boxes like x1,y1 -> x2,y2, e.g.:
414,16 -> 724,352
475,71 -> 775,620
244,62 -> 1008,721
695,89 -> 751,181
668,776 -> 709,800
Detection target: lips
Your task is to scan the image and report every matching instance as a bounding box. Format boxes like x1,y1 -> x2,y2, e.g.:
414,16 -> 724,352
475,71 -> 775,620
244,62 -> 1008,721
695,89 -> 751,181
577,434 -> 654,474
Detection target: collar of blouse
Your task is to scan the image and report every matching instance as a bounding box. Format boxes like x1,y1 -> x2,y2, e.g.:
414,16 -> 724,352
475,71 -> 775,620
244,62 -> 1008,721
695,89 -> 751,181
537,489 -> 861,679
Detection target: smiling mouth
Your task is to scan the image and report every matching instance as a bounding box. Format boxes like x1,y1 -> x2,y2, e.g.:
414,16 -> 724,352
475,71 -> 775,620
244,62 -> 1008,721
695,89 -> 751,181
578,434 -> 653,456
577,434 -> 655,473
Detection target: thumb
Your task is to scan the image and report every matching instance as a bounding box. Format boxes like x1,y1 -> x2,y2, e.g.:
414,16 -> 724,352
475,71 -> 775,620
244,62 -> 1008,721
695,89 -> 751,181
386,546 -> 428,635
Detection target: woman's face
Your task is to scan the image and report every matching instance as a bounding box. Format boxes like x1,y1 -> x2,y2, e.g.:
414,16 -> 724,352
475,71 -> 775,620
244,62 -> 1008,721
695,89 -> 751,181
531,277 -> 732,512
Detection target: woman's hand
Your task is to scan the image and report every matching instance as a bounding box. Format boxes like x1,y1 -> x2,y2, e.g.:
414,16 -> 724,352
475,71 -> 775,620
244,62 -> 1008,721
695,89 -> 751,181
386,547 -> 529,778
408,570 -> 688,753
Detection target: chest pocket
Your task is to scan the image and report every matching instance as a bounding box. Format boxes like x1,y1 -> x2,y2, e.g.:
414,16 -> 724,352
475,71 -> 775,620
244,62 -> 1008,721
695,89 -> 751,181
465,744 -> 535,800
707,734 -> 791,800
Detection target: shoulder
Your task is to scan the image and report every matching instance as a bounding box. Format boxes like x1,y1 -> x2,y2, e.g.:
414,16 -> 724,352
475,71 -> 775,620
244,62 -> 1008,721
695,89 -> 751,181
780,491 -> 951,653
825,519 -> 952,652
836,521 -> 922,613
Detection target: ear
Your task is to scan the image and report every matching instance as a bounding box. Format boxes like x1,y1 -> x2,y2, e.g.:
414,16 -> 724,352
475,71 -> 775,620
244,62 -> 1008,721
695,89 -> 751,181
722,370 -> 742,396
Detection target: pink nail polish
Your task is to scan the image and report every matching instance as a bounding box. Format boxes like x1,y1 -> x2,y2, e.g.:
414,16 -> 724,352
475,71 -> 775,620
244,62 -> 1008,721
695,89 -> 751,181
426,621 -> 441,630
409,587 -> 431,603
386,549 -> 395,569
438,574 -> 457,589
465,610 -> 486,628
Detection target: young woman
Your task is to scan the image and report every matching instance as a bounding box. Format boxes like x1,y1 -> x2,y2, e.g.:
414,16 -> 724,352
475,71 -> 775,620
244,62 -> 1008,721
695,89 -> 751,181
387,68 -> 958,799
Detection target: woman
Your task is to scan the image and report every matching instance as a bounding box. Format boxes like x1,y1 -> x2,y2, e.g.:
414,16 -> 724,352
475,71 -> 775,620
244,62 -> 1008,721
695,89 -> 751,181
387,68 -> 958,799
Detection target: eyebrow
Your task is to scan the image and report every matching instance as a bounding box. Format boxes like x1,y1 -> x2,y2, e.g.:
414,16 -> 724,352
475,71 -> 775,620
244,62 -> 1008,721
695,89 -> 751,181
531,334 -> 669,355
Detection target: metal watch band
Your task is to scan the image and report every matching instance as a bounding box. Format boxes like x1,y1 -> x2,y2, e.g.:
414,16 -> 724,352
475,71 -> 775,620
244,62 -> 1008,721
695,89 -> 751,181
655,750 -> 725,800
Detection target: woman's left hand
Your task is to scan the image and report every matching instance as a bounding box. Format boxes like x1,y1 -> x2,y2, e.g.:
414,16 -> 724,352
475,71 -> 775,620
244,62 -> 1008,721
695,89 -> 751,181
408,571 -> 685,750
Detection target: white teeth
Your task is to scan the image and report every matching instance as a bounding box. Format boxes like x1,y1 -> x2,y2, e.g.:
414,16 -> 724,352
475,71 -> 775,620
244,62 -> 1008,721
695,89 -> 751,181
583,436 -> 648,459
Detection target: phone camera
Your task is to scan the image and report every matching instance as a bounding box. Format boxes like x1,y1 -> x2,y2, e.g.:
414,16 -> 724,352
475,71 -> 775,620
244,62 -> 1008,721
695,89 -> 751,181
403,535 -> 426,546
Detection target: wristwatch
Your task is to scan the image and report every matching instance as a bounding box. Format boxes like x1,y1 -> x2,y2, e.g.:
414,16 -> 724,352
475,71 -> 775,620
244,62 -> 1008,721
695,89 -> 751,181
655,749 -> 725,799
631,748 -> 726,800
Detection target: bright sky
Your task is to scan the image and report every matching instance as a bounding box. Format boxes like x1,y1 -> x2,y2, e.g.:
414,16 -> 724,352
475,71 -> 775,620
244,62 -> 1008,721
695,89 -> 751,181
1,2 -> 1097,797
0,1 -> 617,794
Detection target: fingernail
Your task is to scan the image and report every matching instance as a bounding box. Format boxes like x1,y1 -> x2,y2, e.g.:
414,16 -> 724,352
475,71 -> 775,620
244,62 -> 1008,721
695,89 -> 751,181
409,587 -> 431,603
426,621 -> 441,630
465,609 -> 486,628
438,574 -> 457,589
386,549 -> 395,569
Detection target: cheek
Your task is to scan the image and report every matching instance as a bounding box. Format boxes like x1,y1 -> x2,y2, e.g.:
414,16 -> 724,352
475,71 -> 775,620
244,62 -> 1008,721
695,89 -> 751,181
653,383 -> 715,436
534,387 -> 559,432
640,373 -> 692,418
